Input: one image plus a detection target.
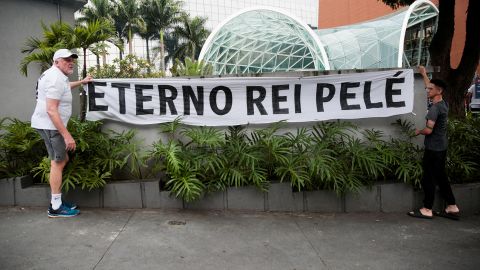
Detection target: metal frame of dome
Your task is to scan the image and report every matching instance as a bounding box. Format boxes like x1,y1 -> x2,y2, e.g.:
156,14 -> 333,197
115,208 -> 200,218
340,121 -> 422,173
199,6 -> 331,74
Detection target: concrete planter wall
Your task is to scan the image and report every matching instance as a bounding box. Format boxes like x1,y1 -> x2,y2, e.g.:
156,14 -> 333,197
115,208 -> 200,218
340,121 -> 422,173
0,177 -> 15,206
3,176 -> 480,215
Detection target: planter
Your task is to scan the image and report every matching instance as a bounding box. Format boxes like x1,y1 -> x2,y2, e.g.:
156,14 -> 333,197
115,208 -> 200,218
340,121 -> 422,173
379,182 -> 414,213
227,186 -> 266,211
451,183 -> 480,215
4,175 -> 479,215
0,177 -> 15,206
266,182 -> 304,212
103,180 -> 143,208
345,186 -> 381,212
185,190 -> 226,210
305,190 -> 343,213
142,180 -> 183,209
63,188 -> 102,208
14,175 -> 50,207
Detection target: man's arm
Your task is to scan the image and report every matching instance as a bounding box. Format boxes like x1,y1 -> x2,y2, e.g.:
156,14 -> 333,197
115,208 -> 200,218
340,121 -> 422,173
69,75 -> 93,89
46,98 -> 76,151
415,119 -> 435,136
418,66 -> 430,87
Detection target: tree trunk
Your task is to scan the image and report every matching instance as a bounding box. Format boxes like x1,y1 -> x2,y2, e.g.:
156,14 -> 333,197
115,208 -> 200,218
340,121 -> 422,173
101,41 -> 107,66
128,27 -> 133,55
80,48 -> 88,122
160,30 -> 165,72
146,38 -> 151,74
430,0 -> 480,118
96,54 -> 100,73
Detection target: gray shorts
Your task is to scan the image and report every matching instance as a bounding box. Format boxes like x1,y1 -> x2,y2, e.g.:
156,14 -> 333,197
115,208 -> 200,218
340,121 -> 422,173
36,129 -> 67,161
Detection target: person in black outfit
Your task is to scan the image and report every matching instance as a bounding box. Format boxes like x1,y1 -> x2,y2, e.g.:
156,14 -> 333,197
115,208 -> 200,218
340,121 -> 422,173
408,78 -> 460,220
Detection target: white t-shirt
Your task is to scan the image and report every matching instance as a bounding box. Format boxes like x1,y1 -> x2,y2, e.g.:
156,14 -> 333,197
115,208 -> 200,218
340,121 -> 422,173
31,65 -> 72,130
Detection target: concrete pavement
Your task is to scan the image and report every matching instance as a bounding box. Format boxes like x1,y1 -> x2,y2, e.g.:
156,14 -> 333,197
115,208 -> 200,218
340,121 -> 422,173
0,207 -> 479,270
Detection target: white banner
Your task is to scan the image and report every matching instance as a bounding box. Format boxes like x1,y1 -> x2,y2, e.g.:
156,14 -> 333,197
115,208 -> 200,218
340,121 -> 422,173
86,69 -> 414,126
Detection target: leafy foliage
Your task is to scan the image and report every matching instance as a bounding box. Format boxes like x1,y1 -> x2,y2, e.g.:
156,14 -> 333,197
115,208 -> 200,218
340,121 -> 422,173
171,57 -> 213,76
31,119 -> 148,191
3,116 -> 479,201
0,118 -> 45,178
87,54 -> 164,78
446,116 -> 480,183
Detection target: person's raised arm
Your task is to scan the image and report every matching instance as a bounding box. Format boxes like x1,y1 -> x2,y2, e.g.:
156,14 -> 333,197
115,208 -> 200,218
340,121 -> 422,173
418,66 -> 430,87
70,75 -> 93,89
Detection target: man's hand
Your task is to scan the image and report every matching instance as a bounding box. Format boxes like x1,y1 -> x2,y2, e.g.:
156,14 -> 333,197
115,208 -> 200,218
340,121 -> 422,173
81,75 -> 93,84
418,65 -> 427,76
63,132 -> 76,151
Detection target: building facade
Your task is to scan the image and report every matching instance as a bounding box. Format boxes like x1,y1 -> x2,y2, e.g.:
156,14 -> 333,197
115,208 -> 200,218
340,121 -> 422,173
0,0 -> 85,121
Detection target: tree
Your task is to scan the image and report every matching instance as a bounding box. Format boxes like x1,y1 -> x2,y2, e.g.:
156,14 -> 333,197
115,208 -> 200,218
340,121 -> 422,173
142,0 -> 183,72
381,0 -> 480,117
173,15 -> 210,61
20,21 -> 71,76
116,0 -> 143,56
111,2 -> 128,60
67,20 -> 115,120
77,0 -> 114,66
139,0 -> 163,70
77,0 -> 113,24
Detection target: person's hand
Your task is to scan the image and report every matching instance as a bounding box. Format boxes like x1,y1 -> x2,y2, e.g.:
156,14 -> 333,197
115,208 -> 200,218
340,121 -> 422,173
63,132 -> 76,151
81,75 -> 93,84
415,129 -> 420,136
418,66 -> 427,76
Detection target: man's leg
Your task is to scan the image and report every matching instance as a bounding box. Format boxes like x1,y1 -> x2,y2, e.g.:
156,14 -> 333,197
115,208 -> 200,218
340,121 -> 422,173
420,150 -> 436,216
433,150 -> 459,213
49,156 -> 68,209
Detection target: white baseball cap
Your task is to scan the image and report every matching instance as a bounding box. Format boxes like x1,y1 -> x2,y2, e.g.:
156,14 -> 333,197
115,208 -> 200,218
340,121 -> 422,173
53,49 -> 78,61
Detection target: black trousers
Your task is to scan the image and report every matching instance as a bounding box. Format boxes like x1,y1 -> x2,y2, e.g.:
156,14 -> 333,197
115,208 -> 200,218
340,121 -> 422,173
421,149 -> 456,209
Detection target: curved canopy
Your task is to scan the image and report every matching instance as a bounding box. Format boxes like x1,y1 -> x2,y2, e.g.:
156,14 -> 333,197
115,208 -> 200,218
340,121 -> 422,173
199,7 -> 330,74
199,1 -> 438,75
316,0 -> 438,69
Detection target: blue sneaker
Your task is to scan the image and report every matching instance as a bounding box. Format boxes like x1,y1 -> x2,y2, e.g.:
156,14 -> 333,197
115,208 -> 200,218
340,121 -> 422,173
48,204 -> 80,218
62,201 -> 78,210
49,201 -> 77,210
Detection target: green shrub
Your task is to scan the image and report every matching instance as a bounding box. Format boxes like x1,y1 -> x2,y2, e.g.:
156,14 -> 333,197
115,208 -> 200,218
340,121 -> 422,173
87,55 -> 164,78
31,118 -> 137,191
0,118 -> 45,178
447,116 -> 480,183
151,119 -> 430,201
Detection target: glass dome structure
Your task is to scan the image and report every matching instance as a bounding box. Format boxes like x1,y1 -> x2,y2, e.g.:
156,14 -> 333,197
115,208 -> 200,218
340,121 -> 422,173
198,7 -> 331,74
199,0 -> 438,75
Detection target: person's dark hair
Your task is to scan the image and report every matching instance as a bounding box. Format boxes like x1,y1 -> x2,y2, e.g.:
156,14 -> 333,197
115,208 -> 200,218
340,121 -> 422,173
430,78 -> 447,94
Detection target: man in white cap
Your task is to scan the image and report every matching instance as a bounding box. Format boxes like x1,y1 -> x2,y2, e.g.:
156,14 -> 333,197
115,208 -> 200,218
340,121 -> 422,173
31,48 -> 93,217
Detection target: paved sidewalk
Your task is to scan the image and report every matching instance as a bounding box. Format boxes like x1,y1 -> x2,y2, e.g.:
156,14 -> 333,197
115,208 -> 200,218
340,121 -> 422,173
0,207 -> 479,270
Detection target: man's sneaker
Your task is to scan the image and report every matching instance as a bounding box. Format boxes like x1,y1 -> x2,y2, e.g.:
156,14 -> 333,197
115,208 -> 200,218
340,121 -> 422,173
62,201 -> 77,210
49,201 -> 77,210
48,204 -> 80,218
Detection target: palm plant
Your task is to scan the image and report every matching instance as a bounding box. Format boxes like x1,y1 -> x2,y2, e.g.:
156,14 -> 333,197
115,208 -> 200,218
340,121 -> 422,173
20,21 -> 71,76
77,0 -> 115,67
77,0 -> 113,24
116,0 -> 143,55
67,19 -> 115,120
141,0 -> 183,72
173,15 -> 209,61
111,3 -> 128,59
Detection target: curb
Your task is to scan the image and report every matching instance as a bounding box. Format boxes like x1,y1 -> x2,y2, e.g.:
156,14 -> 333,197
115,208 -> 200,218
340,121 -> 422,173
3,176 -> 480,215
